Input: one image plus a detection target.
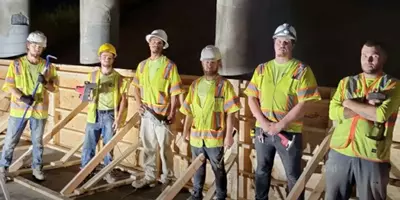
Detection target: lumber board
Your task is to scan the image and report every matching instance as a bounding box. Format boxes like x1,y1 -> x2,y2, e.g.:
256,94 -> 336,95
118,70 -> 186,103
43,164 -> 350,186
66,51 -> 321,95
0,113 -> 9,135
156,153 -> 206,200
203,153 -> 237,200
14,176 -> 72,200
60,113 -> 139,195
68,178 -> 136,198
51,141 -> 84,166
286,134 -> 332,200
0,173 -> 10,200
308,174 -> 326,200
79,141 -> 141,191
8,102 -> 88,172
9,160 -> 80,177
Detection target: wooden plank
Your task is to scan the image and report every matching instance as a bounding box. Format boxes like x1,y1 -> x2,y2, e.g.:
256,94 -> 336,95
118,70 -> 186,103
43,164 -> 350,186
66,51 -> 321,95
0,173 -> 10,200
9,160 -> 80,177
0,113 -> 9,135
8,102 -> 88,172
14,176 -> 72,200
156,153 -> 206,200
78,141 -> 141,192
286,134 -> 332,200
203,153 -> 237,200
51,141 -> 84,166
308,174 -> 326,200
69,178 -> 136,197
60,113 -> 139,195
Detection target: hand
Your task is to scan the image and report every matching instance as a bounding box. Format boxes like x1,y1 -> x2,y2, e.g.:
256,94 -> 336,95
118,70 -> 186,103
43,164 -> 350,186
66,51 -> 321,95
342,99 -> 351,108
20,95 -> 34,106
268,122 -> 286,135
167,110 -> 176,124
38,74 -> 47,85
183,131 -> 190,142
112,117 -> 120,132
138,103 -> 145,115
224,135 -> 234,148
260,121 -> 272,133
368,99 -> 382,106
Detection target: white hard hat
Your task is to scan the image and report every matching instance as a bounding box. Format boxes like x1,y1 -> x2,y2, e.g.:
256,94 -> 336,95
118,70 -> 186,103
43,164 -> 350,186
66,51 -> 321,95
27,31 -> 47,47
272,23 -> 297,41
200,45 -> 221,61
146,29 -> 169,49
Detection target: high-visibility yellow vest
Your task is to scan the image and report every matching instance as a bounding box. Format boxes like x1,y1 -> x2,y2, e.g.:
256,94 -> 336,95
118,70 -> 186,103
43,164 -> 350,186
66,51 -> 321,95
329,73 -> 399,162
244,59 -> 321,133
2,56 -> 59,119
86,68 -> 128,125
180,76 -> 241,148
132,56 -> 184,116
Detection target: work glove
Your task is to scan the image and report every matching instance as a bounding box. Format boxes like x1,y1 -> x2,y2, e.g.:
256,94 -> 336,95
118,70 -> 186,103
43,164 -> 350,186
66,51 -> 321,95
20,95 -> 34,106
37,74 -> 47,85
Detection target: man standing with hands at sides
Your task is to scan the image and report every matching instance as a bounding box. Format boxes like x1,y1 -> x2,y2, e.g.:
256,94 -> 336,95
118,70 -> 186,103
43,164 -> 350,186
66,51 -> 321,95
0,31 -> 59,181
80,43 -> 129,184
244,23 -> 321,200
131,29 -> 185,188
325,41 -> 400,200
180,45 -> 242,200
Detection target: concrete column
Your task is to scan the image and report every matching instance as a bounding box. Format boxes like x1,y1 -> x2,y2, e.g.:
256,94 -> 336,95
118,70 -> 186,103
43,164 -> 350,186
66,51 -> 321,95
0,0 -> 30,58
80,0 -> 119,64
216,0 -> 292,76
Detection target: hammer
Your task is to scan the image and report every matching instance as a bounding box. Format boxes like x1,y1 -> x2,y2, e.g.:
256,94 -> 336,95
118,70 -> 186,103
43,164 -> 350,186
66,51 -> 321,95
217,129 -> 237,169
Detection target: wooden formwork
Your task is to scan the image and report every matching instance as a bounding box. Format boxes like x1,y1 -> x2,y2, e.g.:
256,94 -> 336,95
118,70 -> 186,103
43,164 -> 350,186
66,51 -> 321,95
1,58 -> 400,199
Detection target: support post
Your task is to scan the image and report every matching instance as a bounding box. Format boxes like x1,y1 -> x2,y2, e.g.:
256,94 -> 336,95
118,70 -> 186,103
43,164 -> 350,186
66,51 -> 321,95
156,153 -> 206,200
60,113 -> 139,195
9,102 -> 88,172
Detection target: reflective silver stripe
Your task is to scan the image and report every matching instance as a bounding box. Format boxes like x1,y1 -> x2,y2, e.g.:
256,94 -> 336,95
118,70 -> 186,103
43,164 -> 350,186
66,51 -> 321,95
224,96 -> 240,111
163,62 -> 173,79
346,76 -> 358,99
258,64 -> 265,74
215,79 -> 224,97
11,101 -> 47,111
293,63 -> 306,80
14,59 -> 21,75
91,71 -> 97,83
190,130 -> 224,138
140,60 -> 146,73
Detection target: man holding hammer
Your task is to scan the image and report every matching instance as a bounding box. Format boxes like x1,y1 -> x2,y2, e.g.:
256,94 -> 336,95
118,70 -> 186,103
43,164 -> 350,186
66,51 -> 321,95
244,23 -> 321,200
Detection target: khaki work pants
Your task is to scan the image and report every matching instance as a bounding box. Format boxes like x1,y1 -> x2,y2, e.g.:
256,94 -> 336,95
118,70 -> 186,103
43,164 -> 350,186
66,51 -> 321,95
140,112 -> 174,181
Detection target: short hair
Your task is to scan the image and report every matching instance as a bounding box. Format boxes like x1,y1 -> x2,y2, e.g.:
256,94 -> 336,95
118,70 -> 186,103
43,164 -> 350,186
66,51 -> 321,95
364,40 -> 387,55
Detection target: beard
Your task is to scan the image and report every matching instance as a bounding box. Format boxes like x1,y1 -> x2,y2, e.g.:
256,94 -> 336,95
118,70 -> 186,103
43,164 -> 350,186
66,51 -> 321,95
362,64 -> 382,75
204,69 -> 218,76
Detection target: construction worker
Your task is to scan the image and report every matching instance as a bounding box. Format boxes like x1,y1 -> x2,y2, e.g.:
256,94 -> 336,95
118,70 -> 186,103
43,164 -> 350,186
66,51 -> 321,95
325,41 -> 400,200
131,29 -> 185,188
180,45 -> 241,200
244,23 -> 321,200
80,43 -> 129,183
0,31 -> 59,181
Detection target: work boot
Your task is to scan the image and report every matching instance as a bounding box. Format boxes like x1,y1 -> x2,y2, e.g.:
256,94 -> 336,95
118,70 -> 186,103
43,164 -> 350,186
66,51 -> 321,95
131,177 -> 156,188
32,168 -> 45,181
102,170 -> 117,184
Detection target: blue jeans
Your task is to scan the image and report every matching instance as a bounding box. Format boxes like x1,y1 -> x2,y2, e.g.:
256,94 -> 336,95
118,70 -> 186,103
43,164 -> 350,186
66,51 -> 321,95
0,116 -> 46,169
325,149 -> 390,200
191,143 -> 227,200
254,127 -> 303,200
81,110 -> 115,168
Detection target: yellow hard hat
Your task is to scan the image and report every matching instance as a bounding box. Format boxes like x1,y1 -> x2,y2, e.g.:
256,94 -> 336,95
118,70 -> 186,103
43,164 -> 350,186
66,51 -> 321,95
98,43 -> 117,57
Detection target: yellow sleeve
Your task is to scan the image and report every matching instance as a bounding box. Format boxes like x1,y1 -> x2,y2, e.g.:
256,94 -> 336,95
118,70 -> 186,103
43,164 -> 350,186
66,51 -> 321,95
243,65 -> 262,97
2,61 -> 16,93
179,82 -> 194,116
48,64 -> 59,93
224,81 -> 242,114
132,63 -> 141,88
119,76 -> 130,94
329,78 -> 346,121
169,65 -> 184,96
375,80 -> 400,123
297,67 -> 321,102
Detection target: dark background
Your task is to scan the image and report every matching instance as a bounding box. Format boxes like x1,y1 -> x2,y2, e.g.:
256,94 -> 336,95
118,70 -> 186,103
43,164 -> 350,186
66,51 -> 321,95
29,0 -> 400,87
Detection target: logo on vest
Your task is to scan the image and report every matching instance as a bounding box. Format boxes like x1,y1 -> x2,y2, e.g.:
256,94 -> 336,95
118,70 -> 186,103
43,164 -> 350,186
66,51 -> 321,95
371,148 -> 377,153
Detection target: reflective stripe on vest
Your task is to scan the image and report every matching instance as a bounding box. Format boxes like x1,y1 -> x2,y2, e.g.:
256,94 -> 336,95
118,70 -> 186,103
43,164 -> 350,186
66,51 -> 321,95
213,78 -> 225,130
14,59 -> 21,75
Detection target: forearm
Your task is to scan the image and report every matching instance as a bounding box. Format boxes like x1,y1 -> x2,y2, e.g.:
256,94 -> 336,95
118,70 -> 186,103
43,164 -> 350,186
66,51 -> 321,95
225,113 -> 234,138
280,102 -> 307,125
117,95 -> 127,119
9,87 -> 23,99
248,97 -> 271,125
44,81 -> 56,92
170,95 -> 178,112
133,87 -> 142,106
343,107 -> 358,119
344,100 -> 376,121
183,115 -> 193,135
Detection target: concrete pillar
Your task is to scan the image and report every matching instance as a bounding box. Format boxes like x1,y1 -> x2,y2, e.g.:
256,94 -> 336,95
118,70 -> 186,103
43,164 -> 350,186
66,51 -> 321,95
80,0 -> 119,64
0,0 -> 30,58
216,0 -> 292,76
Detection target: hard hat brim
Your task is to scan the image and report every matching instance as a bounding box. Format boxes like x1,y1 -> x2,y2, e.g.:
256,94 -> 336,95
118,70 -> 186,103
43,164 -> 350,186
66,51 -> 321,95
146,34 -> 169,49
272,35 -> 296,41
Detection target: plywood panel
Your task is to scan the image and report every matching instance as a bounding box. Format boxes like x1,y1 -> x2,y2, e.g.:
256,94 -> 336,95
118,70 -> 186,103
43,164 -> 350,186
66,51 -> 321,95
57,71 -> 88,89
59,129 -> 85,148
59,89 -> 88,112
57,109 -> 87,132
0,65 -> 8,79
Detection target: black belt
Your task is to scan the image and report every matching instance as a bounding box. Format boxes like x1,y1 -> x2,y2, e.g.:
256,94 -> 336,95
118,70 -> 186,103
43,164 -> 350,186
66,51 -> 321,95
97,109 -> 114,114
